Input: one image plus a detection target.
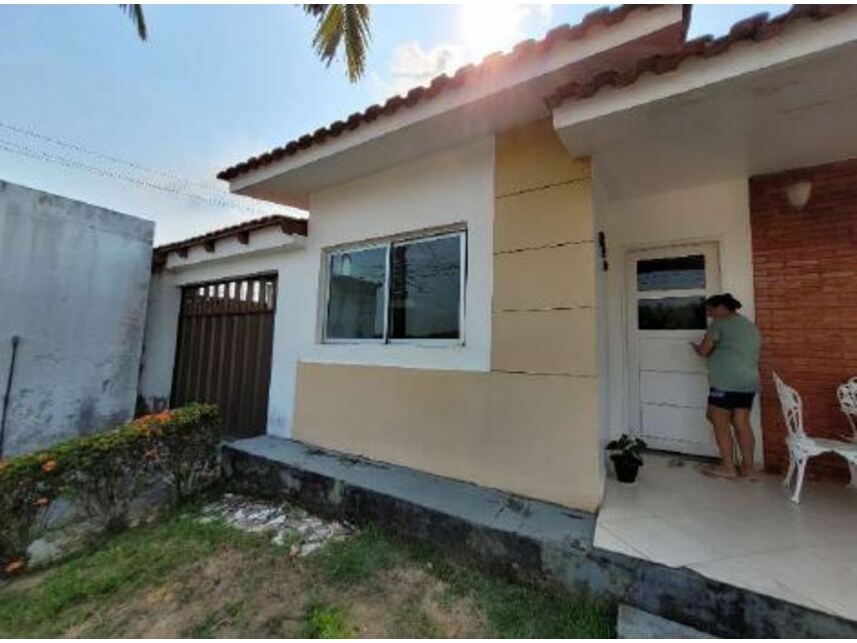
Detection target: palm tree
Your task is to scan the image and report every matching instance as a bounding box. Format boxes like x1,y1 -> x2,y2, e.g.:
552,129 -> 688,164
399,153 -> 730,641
117,4 -> 371,81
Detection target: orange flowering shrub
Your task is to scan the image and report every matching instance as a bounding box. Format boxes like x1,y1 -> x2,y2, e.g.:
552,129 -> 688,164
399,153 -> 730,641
0,403 -> 220,574
152,404 -> 221,502
0,446 -> 64,575
132,410 -> 172,430
61,403 -> 219,532
4,559 -> 24,575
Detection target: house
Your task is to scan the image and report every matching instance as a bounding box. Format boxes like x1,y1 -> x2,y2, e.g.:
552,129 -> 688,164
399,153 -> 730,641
138,5 -> 857,630
0,180 -> 153,457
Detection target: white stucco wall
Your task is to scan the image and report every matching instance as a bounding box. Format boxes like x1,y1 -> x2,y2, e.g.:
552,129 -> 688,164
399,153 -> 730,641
0,180 -> 153,456
597,178 -> 762,460
140,138 -> 495,439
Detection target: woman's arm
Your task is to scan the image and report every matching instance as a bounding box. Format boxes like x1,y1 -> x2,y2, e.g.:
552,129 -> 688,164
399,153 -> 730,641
691,331 -> 715,357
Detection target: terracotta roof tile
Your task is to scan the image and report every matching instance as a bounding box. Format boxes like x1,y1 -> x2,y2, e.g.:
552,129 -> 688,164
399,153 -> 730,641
217,4 -> 665,182
545,4 -> 851,109
153,214 -> 308,264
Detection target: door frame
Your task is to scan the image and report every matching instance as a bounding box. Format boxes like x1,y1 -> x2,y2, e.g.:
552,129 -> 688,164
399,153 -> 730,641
624,241 -> 722,454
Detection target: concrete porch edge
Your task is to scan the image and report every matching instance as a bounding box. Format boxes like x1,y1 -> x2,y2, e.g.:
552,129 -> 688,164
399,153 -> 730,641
222,435 -> 857,638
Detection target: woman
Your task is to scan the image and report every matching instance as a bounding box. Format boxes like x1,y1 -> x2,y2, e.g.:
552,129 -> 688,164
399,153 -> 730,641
691,293 -> 761,480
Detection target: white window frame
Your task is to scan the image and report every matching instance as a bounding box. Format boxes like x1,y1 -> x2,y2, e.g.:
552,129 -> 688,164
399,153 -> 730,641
322,228 -> 467,346
323,241 -> 389,345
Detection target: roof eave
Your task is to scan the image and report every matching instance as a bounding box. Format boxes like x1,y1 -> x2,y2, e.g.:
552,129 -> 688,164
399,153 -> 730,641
550,4 -> 855,127
221,4 -> 687,205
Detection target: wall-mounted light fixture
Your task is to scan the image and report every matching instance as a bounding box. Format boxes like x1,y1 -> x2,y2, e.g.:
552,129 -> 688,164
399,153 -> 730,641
785,180 -> 812,211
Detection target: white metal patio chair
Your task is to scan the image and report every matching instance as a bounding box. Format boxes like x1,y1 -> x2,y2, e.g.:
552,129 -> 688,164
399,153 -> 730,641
836,376 -> 857,488
773,372 -> 857,503
837,377 -> 857,437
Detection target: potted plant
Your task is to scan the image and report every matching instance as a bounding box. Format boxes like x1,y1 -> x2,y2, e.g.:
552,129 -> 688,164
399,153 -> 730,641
606,434 -> 647,484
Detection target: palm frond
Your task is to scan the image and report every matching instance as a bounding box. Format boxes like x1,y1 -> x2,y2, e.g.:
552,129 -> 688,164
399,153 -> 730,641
304,4 -> 371,82
302,4 -> 328,19
343,5 -> 370,82
119,4 -> 147,41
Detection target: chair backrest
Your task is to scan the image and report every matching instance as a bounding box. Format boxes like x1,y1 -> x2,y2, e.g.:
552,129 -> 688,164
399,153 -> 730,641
773,372 -> 805,439
837,377 -> 857,414
838,377 -> 857,435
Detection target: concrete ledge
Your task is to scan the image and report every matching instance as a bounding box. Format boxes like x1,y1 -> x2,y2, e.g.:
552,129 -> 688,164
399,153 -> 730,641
223,436 -> 857,638
224,435 -> 594,581
618,605 -> 715,639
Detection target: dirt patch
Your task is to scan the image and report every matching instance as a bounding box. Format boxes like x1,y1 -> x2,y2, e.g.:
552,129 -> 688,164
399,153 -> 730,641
57,547 -> 306,638
46,546 -> 487,637
321,564 -> 486,638
0,499 -> 612,638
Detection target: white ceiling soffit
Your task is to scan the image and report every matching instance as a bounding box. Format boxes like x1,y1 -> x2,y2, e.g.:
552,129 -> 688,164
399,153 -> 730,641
553,11 -> 857,197
228,5 -> 685,208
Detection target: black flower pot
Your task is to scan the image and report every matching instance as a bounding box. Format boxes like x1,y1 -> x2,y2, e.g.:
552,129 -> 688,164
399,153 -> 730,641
611,454 -> 641,484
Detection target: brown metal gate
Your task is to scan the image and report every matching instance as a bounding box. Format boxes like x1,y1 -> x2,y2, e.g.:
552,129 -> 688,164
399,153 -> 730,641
171,274 -> 277,438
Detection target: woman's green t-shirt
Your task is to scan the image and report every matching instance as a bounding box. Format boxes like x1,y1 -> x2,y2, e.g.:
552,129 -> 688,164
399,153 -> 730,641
707,315 -> 761,393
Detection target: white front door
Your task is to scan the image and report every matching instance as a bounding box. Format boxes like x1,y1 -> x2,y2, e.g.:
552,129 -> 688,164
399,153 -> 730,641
627,243 -> 721,457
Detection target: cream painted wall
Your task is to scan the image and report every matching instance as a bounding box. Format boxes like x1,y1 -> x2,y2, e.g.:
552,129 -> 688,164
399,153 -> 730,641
597,178 -> 762,461
294,121 -> 604,511
295,362 -> 601,510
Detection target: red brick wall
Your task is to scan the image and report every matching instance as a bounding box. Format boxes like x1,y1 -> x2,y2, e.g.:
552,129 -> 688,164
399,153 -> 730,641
750,158 -> 857,481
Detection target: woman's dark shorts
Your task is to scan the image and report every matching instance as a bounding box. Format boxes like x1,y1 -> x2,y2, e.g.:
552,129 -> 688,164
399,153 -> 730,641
708,387 -> 755,410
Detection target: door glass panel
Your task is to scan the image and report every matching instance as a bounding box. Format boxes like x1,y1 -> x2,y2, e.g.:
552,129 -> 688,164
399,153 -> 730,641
389,235 -> 461,340
637,254 -> 705,291
638,296 -> 706,330
326,247 -> 387,339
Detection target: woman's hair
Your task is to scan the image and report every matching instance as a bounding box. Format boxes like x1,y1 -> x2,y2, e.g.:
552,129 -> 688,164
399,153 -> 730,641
705,293 -> 742,312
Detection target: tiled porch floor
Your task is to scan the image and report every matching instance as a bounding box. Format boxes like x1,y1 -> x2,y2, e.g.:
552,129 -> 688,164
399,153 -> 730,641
595,454 -> 857,621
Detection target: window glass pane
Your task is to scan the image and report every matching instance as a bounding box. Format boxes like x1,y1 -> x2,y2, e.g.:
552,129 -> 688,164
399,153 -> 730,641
326,247 -> 387,339
638,296 -> 706,330
637,255 -> 705,291
389,235 -> 461,340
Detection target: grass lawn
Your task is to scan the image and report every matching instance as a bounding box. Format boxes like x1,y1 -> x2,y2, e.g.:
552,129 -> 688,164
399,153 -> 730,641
0,503 -> 614,638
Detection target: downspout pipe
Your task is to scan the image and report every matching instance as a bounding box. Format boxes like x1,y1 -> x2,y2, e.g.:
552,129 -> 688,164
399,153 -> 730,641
0,335 -> 20,459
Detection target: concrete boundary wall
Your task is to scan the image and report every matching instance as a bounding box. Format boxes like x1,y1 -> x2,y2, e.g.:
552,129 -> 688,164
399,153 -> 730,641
0,180 -> 153,456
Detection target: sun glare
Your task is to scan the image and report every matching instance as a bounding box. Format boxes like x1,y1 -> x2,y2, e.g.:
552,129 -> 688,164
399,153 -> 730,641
460,4 -> 530,60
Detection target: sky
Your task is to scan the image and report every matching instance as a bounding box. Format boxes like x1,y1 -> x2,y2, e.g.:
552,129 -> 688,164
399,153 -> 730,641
0,3 -> 788,244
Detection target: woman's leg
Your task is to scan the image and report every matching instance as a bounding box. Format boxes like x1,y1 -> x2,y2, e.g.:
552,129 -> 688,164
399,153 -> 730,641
731,408 -> 757,478
706,404 -> 738,477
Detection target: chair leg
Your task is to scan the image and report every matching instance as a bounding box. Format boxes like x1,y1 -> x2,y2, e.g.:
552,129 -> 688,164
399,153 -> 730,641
791,457 -> 808,503
783,456 -> 796,487
848,461 -> 857,490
